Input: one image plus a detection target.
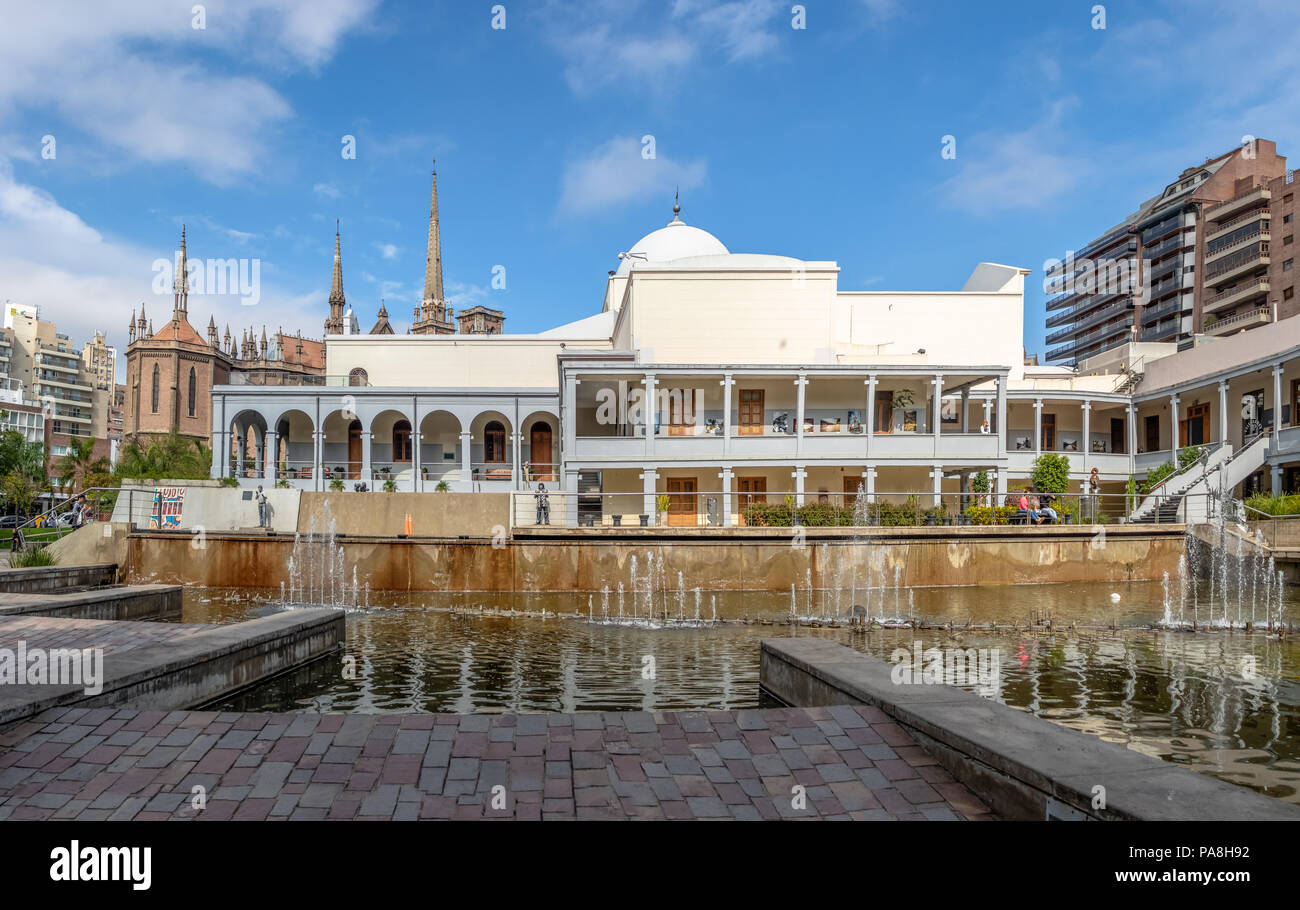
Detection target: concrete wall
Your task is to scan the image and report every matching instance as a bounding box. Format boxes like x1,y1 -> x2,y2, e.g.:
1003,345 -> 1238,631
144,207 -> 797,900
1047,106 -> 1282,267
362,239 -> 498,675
123,527 -> 1184,592
0,563 -> 117,593
297,492 -> 509,538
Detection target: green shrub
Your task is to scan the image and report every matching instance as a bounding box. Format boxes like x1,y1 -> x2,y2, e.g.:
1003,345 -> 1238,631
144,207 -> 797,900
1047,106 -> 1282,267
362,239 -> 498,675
219,476 -> 239,488
435,480 -> 450,492
10,546 -> 57,567
383,478 -> 397,493
971,470 -> 990,494
1244,492 -> 1300,516
963,505 -> 1019,525
1143,460 -> 1176,492
329,477 -> 345,491
1031,452 -> 1070,494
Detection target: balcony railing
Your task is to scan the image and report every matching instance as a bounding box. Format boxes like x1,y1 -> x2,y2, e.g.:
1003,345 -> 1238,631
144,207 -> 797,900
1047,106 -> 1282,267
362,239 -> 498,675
1206,228 -> 1268,262
1207,207 -> 1269,241
1206,185 -> 1271,222
1203,307 -> 1272,336
1203,278 -> 1269,314
1205,244 -> 1267,282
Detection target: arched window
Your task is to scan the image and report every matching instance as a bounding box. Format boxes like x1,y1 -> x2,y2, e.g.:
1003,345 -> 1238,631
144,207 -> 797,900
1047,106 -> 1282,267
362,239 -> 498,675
187,367 -> 197,417
349,368 -> 368,387
151,364 -> 160,413
485,420 -> 506,463
392,419 -> 412,462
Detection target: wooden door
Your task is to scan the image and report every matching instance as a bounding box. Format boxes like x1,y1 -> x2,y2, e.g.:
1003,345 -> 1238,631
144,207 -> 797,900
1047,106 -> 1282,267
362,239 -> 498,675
738,390 -> 764,435
843,475 -> 863,509
666,389 -> 694,436
1041,413 -> 1056,450
1145,415 -> 1160,452
1181,402 -> 1208,447
347,420 -> 362,479
530,423 -> 553,481
874,391 -> 893,433
1110,417 -> 1124,454
667,478 -> 698,526
736,477 -> 767,524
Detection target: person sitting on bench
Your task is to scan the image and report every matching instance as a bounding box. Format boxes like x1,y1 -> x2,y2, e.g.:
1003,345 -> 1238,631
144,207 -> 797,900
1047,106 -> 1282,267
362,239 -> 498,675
1037,492 -> 1059,524
1017,491 -> 1039,525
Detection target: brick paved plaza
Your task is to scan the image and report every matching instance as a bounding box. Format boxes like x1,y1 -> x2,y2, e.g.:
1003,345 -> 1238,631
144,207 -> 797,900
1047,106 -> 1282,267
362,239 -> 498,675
0,704 -> 992,821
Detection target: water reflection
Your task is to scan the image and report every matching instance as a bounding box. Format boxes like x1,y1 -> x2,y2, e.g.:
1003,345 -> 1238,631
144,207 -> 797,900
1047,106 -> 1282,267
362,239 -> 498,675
188,583 -> 1300,803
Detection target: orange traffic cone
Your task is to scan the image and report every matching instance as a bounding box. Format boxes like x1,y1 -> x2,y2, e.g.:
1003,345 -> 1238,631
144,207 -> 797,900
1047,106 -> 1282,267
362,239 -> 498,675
404,513 -> 412,536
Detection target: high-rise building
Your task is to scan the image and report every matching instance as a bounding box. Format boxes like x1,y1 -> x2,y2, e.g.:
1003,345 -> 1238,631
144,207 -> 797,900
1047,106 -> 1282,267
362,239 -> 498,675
1045,139 -> 1295,364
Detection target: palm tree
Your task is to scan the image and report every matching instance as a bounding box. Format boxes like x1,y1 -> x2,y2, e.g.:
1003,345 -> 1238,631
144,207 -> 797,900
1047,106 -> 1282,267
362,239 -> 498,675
57,436 -> 101,495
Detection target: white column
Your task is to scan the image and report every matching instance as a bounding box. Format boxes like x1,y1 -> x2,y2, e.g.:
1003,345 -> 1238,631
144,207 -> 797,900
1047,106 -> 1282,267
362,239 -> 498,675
643,374 -> 657,457
411,412 -> 421,493
982,398 -> 993,432
1081,400 -> 1091,473
265,431 -> 277,483
930,467 -> 942,508
865,466 -> 877,503
1218,380 -> 1229,447
1273,364 -> 1285,430
721,373 -> 734,456
996,378 -> 1008,458
641,469 -> 658,525
511,431 -> 521,491
961,388 -> 970,433
312,430 -> 323,492
1127,404 -> 1138,459
253,428 -> 264,478
564,469 -> 579,527
719,467 -> 733,527
994,466 -> 1007,497
931,375 -> 944,440
795,373 -> 808,456
792,466 -> 806,507
864,375 -> 877,459
361,432 -> 373,488
235,428 -> 246,477
562,371 -> 578,457
1033,399 -> 1043,455
460,431 -> 472,485
1169,394 -> 1180,461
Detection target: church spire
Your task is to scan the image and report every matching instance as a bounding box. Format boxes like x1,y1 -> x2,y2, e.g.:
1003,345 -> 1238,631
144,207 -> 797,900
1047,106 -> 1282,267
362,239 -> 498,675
325,220 -> 345,335
173,225 -> 188,320
412,160 -> 454,334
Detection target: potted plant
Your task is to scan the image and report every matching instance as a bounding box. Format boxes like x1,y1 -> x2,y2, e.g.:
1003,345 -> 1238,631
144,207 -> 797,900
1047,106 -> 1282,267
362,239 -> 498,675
329,477 -> 345,491
383,478 -> 397,493
435,480 -> 450,492
657,493 -> 670,524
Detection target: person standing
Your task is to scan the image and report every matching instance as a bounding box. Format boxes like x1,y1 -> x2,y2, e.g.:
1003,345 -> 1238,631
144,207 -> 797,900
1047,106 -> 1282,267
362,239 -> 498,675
1088,467 -> 1101,521
535,483 -> 550,525
255,485 -> 269,528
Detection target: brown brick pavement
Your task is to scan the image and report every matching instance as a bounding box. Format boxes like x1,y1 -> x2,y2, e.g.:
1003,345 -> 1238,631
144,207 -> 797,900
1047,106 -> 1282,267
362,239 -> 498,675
0,615 -> 212,653
0,705 -> 994,820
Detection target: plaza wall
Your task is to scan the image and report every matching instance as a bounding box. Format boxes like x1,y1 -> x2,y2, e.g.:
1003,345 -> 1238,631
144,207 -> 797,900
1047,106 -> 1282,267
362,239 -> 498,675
122,526 -> 1184,593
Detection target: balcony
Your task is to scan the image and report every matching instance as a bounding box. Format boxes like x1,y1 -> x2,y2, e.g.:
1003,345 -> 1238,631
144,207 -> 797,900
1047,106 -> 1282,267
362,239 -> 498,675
1044,290 -> 1128,325
1140,319 -> 1181,342
1207,208 -> 1269,242
1202,278 -> 1269,314
1206,185 -> 1271,223
1045,319 -> 1131,361
1140,213 -> 1183,246
1205,228 -> 1269,264
1205,246 -> 1268,285
1203,307 -> 1272,336
1140,296 -> 1189,325
1142,234 -> 1188,261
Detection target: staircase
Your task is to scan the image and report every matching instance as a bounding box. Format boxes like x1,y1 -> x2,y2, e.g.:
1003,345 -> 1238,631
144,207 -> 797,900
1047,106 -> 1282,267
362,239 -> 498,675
1127,444 -> 1229,523
1179,433 -> 1271,523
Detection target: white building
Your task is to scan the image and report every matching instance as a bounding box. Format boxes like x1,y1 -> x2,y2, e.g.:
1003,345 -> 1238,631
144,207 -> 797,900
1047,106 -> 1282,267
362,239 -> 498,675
210,205 -> 1300,524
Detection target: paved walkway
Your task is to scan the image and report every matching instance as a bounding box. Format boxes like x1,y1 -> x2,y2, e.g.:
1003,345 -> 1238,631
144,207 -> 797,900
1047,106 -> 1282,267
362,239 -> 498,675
0,705 -> 992,820
0,615 -> 211,653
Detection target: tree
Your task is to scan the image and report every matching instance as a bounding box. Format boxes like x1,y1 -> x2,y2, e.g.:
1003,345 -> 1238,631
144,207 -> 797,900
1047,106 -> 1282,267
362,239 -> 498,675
1030,452 -> 1071,494
115,432 -> 212,481
0,429 -> 46,483
58,436 -> 107,495
971,470 -> 990,493
2,469 -> 37,517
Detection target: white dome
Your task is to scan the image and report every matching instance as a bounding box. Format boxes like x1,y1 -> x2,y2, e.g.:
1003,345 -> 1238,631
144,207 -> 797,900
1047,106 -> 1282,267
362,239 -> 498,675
616,215 -> 728,276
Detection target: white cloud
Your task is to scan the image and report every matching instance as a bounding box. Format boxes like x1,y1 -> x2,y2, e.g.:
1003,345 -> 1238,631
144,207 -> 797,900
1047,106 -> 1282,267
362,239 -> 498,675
374,243 -> 399,260
313,182 -> 342,200
540,0 -> 786,95
0,0 -> 375,182
937,100 -> 1092,214
560,136 -> 707,215
0,158 -> 330,375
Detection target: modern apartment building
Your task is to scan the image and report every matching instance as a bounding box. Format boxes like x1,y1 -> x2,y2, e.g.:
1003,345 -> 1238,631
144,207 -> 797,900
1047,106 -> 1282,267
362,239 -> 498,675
1045,139 -> 1296,365
3,302 -> 108,441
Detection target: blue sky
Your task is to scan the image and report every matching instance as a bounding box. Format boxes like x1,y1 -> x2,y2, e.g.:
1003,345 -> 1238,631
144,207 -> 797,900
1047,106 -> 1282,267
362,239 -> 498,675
3,0 -> 1300,377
